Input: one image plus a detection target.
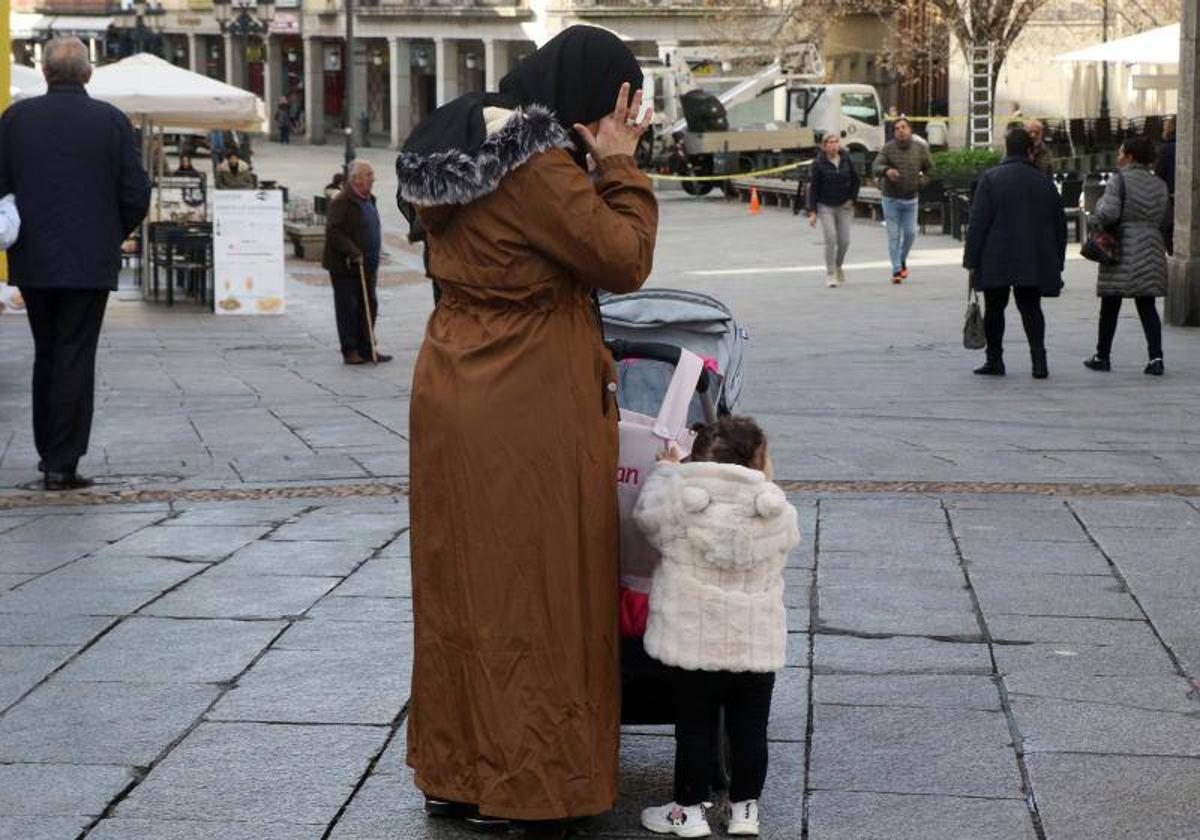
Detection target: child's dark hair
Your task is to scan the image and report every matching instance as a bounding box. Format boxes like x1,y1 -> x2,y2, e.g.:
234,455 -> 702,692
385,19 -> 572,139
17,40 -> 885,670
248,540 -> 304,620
690,415 -> 766,469
1121,136 -> 1156,166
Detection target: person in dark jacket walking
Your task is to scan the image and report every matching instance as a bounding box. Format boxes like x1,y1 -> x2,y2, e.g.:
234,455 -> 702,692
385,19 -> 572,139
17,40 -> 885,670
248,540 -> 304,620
275,97 -> 294,144
0,38 -> 150,491
322,160 -> 391,365
797,133 -> 860,287
1084,136 -> 1171,376
963,127 -> 1066,379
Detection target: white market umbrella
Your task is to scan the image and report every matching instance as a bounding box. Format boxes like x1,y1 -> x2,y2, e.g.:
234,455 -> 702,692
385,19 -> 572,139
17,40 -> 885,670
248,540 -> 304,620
1053,23 -> 1180,66
87,53 -> 267,132
10,63 -> 46,101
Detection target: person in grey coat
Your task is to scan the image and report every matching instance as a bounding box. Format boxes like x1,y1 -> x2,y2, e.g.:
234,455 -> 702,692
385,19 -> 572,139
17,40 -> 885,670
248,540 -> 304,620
1083,136 -> 1170,376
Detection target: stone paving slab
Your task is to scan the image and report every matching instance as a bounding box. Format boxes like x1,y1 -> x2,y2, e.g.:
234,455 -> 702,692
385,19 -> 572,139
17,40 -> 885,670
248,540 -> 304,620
0,540 -> 109,575
1027,754 -> 1200,840
56,617 -> 284,684
88,818 -> 328,840
0,816 -> 95,840
1013,695 -> 1200,756
209,539 -> 378,578
0,613 -> 112,647
0,680 -> 219,765
141,573 -> 339,620
809,705 -> 1022,798
0,645 -> 76,709
114,722 -> 387,824
815,674 -> 1001,711
808,791 -> 1037,840
1006,672 -> 1198,713
0,763 -> 133,818
813,635 -> 994,675
96,524 -> 273,561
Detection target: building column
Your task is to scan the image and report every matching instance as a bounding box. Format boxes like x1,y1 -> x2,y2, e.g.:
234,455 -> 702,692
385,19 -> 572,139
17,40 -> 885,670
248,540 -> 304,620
223,34 -> 235,84
264,36 -> 282,138
303,36 -> 325,144
435,38 -> 458,107
1167,1 -> 1200,326
483,38 -> 507,90
187,33 -> 203,74
389,36 -> 412,149
352,38 -> 369,145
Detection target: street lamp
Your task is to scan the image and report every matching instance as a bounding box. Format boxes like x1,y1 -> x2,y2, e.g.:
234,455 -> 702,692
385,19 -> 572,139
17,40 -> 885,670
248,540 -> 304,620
213,0 -> 275,37
117,0 -> 166,57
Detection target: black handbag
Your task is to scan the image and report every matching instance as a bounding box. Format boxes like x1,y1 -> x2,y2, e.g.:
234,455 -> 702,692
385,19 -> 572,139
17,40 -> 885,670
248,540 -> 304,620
1081,172 -> 1124,266
963,281 -> 986,350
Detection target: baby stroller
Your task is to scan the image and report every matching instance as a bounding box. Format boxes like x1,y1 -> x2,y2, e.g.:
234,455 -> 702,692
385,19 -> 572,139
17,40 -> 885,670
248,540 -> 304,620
601,289 -> 748,790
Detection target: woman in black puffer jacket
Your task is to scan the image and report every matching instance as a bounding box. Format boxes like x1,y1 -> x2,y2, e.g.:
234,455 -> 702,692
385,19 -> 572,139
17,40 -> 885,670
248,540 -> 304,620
796,133 -> 860,287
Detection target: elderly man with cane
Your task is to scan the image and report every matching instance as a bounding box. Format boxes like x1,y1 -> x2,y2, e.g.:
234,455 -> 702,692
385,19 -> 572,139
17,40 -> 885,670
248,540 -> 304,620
322,160 -> 391,365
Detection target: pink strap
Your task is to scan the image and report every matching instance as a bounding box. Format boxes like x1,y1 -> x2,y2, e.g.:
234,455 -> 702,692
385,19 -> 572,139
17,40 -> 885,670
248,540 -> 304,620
653,348 -> 705,442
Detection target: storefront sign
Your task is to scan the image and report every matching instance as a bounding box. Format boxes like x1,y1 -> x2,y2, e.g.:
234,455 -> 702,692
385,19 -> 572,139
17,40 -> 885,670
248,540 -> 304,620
213,190 -> 286,316
176,15 -> 204,25
268,11 -> 300,34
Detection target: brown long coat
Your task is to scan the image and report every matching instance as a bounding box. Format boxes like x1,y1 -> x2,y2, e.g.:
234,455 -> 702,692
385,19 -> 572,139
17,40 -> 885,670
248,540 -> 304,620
407,137 -> 658,821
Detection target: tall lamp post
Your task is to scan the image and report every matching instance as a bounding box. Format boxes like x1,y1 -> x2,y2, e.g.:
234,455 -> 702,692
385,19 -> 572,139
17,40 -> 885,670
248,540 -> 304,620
213,0 -> 275,88
1099,0 -> 1111,121
117,0 -> 166,57
343,0 -> 355,174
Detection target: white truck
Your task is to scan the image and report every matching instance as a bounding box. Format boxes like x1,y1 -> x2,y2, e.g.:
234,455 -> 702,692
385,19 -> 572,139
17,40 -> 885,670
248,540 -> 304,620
639,48 -> 884,195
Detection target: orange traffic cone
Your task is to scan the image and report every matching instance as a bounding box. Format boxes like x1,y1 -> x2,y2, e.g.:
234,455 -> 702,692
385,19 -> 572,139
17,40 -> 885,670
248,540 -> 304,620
749,187 -> 761,215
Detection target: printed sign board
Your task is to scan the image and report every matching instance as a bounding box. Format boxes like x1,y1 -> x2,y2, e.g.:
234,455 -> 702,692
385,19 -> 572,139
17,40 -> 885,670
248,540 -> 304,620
213,189 -> 285,315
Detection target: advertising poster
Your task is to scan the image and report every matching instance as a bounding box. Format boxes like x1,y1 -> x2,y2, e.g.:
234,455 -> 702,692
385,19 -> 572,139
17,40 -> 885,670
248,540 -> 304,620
213,190 -> 285,315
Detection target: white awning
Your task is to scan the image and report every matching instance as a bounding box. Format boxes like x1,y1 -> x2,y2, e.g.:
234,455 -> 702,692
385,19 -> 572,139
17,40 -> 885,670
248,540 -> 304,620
9,12 -> 49,39
1053,23 -> 1180,65
88,53 -> 268,132
48,16 -> 116,36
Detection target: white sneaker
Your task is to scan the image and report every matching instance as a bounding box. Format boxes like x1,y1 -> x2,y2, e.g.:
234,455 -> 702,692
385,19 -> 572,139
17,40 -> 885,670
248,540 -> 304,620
836,267 -> 846,285
641,802 -> 712,837
826,274 -> 838,288
726,799 -> 760,836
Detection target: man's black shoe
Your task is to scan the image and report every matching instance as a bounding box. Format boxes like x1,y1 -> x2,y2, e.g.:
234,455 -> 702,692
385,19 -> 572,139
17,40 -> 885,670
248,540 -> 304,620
973,361 -> 1006,376
372,353 -> 393,364
1144,358 -> 1164,376
464,814 -> 511,834
43,472 -> 94,491
1031,349 -> 1049,380
1083,354 -> 1111,372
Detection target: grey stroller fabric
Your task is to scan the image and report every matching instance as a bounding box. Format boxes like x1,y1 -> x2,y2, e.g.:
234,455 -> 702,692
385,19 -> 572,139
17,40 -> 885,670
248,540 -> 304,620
600,289 -> 747,423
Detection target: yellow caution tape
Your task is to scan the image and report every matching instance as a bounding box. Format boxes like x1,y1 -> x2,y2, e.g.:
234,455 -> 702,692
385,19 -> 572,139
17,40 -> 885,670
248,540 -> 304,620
648,159 -> 811,183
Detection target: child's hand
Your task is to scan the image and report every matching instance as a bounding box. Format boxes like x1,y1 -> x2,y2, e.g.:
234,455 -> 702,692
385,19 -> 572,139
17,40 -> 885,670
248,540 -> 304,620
656,443 -> 684,464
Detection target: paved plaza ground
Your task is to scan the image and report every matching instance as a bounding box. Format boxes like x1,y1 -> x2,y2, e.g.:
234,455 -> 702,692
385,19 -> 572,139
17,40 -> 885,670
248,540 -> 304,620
1,142 -> 1200,839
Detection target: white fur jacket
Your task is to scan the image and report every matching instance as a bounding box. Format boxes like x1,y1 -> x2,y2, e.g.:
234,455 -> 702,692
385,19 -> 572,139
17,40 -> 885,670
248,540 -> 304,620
633,461 -> 800,673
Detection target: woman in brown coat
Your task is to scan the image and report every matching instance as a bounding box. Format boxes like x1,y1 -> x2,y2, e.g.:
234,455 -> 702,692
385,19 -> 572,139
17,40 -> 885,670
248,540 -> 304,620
395,27 -> 658,829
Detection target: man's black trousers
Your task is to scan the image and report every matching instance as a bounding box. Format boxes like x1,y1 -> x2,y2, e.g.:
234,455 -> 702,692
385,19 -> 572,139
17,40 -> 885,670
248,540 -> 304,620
329,269 -> 378,358
22,288 -> 109,473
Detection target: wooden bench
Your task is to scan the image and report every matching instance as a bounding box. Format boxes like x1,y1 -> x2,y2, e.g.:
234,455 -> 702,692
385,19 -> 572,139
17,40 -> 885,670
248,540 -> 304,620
284,222 -> 325,261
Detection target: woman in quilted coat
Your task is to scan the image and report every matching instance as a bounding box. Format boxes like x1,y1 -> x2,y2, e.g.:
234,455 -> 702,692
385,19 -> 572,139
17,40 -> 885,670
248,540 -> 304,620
1084,136 -> 1171,376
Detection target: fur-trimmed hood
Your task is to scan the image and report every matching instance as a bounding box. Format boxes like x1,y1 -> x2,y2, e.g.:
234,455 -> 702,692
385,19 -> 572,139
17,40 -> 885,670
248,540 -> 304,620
395,104 -> 573,214
634,462 -> 799,571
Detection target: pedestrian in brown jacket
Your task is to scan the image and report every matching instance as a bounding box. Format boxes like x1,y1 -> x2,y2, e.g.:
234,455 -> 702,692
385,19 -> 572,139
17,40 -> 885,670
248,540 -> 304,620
395,25 -> 657,831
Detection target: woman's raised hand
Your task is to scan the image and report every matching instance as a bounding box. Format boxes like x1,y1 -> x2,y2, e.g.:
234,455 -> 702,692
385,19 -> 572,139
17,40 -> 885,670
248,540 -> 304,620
574,83 -> 655,162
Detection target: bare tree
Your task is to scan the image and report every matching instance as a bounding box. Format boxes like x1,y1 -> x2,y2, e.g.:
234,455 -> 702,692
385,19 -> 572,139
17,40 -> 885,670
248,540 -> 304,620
926,0 -> 1059,96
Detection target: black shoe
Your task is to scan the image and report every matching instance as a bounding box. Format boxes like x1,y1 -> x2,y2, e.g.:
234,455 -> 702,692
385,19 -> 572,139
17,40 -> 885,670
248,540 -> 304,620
1144,358 -> 1164,376
1083,354 -> 1111,372
43,472 -> 94,491
464,814 -> 511,834
1031,349 -> 1049,380
424,797 -> 477,819
372,353 -> 393,364
974,360 -> 1006,376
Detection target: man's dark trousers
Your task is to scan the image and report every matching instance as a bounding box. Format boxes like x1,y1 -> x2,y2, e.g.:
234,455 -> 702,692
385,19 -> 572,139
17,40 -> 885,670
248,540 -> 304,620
329,268 -> 378,358
22,288 -> 109,473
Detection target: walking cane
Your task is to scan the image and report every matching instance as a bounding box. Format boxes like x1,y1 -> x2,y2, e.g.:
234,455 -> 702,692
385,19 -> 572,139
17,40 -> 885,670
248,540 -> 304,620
357,260 -> 379,364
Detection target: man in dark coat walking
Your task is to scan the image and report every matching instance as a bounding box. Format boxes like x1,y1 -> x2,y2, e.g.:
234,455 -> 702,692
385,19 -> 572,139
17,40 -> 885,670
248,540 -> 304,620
322,160 -> 391,365
964,127 -> 1066,379
0,38 -> 151,490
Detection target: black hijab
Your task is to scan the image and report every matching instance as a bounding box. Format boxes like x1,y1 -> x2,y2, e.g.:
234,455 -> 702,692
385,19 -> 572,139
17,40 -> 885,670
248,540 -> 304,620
501,26 -> 643,165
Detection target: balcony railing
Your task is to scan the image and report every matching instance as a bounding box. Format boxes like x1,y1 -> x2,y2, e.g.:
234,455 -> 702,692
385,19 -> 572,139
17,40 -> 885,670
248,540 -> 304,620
355,0 -> 527,11
37,0 -> 122,11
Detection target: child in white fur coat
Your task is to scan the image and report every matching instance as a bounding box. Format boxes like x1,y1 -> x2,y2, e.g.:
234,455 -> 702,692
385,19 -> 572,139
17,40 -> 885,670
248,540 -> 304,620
633,416 -> 800,838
